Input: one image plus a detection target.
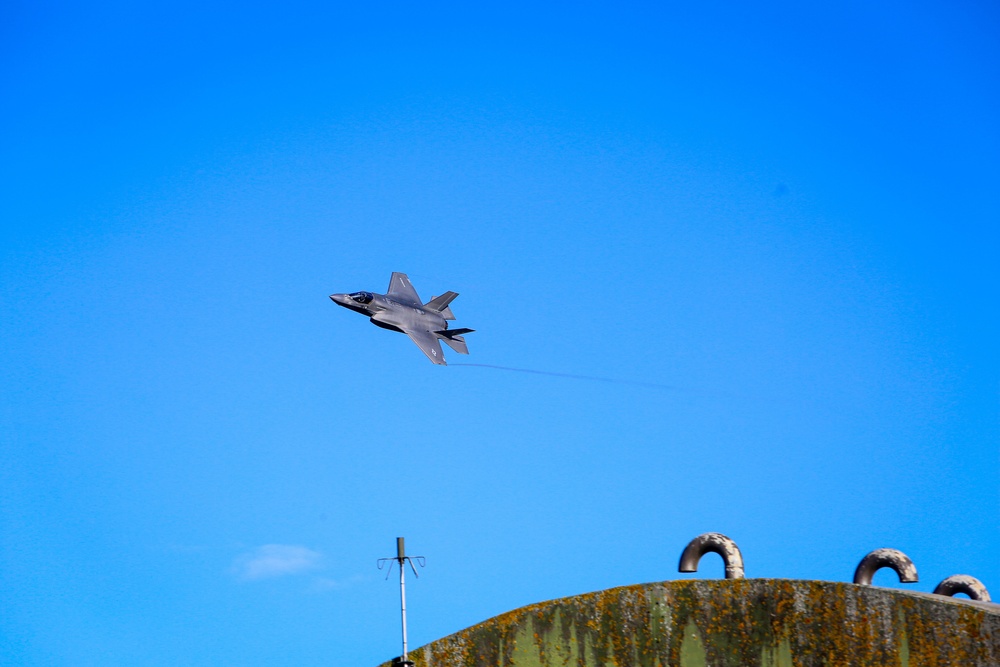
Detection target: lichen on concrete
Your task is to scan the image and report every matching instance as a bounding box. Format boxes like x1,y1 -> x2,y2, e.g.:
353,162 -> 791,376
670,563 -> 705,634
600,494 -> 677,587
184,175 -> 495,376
380,579 -> 1000,667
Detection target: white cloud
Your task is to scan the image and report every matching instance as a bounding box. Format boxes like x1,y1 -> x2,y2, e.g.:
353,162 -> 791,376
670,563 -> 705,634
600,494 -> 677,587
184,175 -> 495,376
232,544 -> 323,581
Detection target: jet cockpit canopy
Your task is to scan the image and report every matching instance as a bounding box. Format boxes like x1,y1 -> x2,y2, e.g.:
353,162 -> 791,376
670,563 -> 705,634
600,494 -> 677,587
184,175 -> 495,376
350,291 -> 374,304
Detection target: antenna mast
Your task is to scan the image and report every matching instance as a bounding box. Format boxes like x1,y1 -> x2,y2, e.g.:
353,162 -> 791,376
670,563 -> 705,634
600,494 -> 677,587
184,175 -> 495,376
378,537 -> 425,666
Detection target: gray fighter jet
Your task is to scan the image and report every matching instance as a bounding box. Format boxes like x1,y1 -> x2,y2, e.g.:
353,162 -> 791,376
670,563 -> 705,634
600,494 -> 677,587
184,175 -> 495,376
329,272 -> 473,365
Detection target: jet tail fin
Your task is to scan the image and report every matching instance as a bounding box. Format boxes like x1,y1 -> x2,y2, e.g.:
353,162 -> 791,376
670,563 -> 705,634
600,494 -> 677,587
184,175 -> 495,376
425,292 -> 458,320
435,328 -> 473,355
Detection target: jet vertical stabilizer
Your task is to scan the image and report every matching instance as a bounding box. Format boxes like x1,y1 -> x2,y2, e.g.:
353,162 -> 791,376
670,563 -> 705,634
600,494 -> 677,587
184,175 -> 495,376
425,292 -> 458,320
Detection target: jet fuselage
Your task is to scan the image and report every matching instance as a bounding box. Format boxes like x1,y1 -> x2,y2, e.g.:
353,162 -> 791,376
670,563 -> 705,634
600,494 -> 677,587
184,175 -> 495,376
328,273 -> 472,365
329,292 -> 447,334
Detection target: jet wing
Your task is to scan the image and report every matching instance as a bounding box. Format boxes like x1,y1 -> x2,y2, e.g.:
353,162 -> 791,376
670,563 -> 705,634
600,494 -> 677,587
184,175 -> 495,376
387,272 -> 422,307
406,329 -> 447,365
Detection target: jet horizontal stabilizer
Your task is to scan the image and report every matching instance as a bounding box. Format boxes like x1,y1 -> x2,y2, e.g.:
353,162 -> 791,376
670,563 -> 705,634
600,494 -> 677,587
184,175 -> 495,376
436,328 -> 474,338
441,336 -> 468,355
435,328 -> 472,355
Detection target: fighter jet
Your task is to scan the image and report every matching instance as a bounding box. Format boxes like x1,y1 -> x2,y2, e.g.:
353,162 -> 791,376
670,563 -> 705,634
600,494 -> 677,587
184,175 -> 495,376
329,272 -> 473,365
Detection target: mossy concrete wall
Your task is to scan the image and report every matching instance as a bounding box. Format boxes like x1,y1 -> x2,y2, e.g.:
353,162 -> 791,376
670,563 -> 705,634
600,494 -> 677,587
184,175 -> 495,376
379,579 -> 999,667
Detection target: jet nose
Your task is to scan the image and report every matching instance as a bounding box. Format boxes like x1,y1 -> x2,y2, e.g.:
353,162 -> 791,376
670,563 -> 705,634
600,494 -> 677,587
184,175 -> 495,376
329,293 -> 349,305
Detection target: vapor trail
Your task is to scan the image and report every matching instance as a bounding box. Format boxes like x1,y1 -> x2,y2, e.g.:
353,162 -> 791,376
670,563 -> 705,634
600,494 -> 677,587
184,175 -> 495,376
450,363 -> 680,391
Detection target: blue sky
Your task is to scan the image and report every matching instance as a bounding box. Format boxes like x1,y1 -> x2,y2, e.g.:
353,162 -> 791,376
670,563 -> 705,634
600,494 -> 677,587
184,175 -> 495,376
1,1 -> 997,665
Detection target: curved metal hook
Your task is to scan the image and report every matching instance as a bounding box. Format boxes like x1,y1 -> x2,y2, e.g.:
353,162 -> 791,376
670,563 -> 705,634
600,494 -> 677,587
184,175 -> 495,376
407,556 -> 427,578
377,558 -> 395,579
678,532 -> 745,579
933,575 -> 991,602
379,555 -> 426,579
853,548 -> 918,585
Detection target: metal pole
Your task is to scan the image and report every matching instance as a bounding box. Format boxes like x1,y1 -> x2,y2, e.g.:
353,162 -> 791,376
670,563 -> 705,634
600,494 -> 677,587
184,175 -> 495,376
380,537 -> 421,666
398,538 -> 408,662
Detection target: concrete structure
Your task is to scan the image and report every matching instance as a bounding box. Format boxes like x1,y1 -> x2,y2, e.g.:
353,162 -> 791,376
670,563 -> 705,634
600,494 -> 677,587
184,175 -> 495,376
379,579 -> 1000,667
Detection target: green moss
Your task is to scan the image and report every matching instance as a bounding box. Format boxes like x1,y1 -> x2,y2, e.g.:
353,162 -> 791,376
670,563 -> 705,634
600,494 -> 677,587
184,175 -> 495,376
382,580 -> 1000,667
